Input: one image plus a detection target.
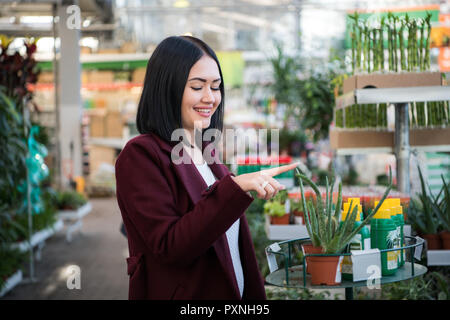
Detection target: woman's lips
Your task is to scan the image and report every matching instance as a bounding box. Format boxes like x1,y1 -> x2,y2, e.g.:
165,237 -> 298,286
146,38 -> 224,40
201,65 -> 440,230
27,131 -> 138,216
193,107 -> 212,118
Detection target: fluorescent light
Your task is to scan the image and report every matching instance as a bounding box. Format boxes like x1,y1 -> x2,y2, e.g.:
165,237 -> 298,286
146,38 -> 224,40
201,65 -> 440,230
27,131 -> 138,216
20,16 -> 53,24
173,0 -> 190,8
82,19 -> 91,28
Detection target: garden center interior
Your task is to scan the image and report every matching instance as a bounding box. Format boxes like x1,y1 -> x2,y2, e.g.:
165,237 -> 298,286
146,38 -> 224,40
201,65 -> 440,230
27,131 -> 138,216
0,0 -> 449,301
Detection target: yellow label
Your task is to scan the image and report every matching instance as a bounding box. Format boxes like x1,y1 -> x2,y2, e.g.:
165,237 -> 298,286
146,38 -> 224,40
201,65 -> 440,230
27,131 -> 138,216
387,251 -> 398,270
342,256 -> 353,274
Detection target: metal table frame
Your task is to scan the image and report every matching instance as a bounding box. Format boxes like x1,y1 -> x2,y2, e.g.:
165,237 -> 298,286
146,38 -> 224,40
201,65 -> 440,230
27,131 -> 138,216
265,236 -> 426,300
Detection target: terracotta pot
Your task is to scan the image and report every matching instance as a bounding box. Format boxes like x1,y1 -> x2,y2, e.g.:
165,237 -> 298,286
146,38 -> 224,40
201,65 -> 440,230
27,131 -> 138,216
301,244 -> 323,274
270,214 -> 290,225
308,255 -> 342,286
439,231 -> 450,250
292,210 -> 303,217
422,233 -> 442,250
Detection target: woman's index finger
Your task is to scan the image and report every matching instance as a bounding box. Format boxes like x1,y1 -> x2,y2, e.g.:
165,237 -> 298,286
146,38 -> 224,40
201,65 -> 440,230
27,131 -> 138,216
261,162 -> 300,177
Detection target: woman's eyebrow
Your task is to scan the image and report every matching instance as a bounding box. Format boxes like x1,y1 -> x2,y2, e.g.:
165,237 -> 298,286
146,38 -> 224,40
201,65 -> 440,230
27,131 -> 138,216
188,77 -> 221,82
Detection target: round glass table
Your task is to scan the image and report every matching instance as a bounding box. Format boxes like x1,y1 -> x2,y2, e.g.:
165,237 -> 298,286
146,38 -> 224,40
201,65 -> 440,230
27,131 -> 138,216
265,236 -> 427,300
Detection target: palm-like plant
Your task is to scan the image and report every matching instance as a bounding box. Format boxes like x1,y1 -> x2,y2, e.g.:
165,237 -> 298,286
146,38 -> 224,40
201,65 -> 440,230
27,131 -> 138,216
435,176 -> 450,232
295,167 -> 392,254
408,166 -> 449,234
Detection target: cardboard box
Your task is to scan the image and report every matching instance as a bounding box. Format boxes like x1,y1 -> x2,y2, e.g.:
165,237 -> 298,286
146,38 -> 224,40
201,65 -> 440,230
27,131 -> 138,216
89,113 -> 105,138
89,145 -> 117,176
88,71 -> 115,84
330,128 -> 450,150
330,130 -> 394,149
120,42 -> 137,53
343,72 -> 442,94
410,128 -> 450,146
37,71 -> 54,83
132,68 -> 146,84
81,46 -> 92,54
81,71 -> 90,84
104,111 -> 124,138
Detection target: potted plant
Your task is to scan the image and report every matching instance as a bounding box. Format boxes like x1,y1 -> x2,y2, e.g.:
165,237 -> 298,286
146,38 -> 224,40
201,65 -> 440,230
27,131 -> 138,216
290,198 -> 305,225
56,190 -> 88,211
264,190 -> 289,225
295,167 -> 392,285
407,166 -> 443,250
436,176 -> 450,249
0,245 -> 26,295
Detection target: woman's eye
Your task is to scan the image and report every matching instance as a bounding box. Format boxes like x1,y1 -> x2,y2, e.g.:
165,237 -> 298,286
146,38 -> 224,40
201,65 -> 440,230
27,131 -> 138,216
191,87 -> 220,91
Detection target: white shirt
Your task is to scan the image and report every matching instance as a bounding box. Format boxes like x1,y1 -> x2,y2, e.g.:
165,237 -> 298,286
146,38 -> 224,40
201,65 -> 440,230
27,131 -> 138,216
194,160 -> 244,298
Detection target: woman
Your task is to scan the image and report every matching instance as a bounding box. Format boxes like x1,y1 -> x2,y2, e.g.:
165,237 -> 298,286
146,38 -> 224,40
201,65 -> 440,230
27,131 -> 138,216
115,36 -> 298,300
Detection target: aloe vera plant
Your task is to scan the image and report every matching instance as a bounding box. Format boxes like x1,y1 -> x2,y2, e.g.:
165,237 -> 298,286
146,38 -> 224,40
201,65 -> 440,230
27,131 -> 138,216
295,167 -> 392,254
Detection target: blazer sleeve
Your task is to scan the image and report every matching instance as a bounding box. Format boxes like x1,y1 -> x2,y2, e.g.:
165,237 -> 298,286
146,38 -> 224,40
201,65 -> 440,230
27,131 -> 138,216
115,139 -> 254,267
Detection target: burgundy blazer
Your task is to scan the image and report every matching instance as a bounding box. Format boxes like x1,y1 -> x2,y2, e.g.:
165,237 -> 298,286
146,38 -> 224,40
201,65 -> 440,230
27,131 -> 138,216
115,132 -> 267,300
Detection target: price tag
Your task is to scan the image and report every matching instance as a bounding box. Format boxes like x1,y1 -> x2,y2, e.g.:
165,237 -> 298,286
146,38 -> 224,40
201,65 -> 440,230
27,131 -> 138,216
414,236 -> 424,260
269,242 -> 282,252
266,242 -> 282,273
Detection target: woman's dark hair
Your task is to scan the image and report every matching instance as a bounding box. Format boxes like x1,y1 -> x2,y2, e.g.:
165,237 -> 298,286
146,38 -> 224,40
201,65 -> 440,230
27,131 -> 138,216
136,36 -> 225,143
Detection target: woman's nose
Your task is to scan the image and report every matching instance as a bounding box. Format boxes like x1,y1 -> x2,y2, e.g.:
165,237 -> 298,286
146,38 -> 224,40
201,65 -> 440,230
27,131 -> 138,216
201,87 -> 215,104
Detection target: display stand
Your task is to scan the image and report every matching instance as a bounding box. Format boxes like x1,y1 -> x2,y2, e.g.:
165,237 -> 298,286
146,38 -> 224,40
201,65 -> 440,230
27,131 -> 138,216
9,219 -> 64,261
264,215 -> 308,240
334,85 -> 450,194
0,270 -> 23,298
427,250 -> 450,266
265,236 -> 426,300
58,202 -> 92,242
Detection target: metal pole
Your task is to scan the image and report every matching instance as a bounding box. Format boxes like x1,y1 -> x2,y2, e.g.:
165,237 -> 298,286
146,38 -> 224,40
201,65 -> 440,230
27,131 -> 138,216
22,100 -> 36,284
52,3 -> 62,191
394,103 -> 410,194
345,287 -> 353,300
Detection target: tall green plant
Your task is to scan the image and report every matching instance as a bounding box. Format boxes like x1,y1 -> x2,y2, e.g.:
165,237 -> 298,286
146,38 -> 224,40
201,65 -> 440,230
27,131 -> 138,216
408,165 -> 441,234
296,167 -> 392,253
435,176 -> 450,231
0,90 -> 28,243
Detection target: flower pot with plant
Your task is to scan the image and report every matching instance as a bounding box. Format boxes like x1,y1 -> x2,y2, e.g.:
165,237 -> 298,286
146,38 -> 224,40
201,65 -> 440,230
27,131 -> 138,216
295,167 -> 392,285
290,198 -> 305,224
434,175 -> 450,249
57,191 -> 88,211
407,166 -> 446,250
264,190 -> 290,225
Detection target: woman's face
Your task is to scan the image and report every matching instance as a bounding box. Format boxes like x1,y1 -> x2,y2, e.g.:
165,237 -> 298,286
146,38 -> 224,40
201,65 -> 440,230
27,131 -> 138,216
181,55 -> 222,133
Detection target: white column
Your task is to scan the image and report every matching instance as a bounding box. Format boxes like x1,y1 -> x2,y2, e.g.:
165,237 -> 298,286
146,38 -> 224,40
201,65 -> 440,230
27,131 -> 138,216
56,2 -> 82,189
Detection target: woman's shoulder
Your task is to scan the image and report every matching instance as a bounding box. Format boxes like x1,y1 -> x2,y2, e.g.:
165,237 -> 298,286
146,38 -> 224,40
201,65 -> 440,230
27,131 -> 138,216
117,133 -> 163,164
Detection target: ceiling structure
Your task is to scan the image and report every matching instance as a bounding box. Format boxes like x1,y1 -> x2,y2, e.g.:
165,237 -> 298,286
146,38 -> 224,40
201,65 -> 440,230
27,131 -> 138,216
0,0 -> 444,52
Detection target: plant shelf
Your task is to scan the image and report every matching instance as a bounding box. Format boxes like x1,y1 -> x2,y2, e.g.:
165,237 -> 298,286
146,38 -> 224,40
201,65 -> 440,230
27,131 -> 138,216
9,219 -> 64,256
0,269 -> 23,298
330,128 -> 450,154
264,215 -> 309,240
88,136 -> 137,149
426,250 -> 450,266
58,202 -> 93,242
336,86 -> 450,110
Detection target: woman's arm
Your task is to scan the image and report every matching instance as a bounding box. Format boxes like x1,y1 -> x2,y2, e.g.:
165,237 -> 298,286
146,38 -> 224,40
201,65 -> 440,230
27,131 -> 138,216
115,140 -> 253,267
